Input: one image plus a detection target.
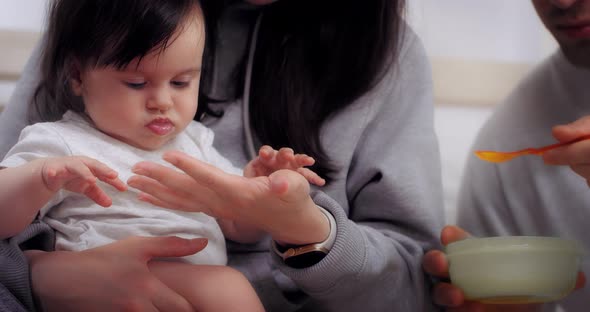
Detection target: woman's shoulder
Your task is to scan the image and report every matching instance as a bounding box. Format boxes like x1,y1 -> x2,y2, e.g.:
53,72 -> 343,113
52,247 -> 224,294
361,25 -> 431,109
386,24 -> 430,81
398,24 -> 427,61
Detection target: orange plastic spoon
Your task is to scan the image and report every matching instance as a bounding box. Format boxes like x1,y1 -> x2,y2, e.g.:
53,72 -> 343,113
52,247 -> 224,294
475,134 -> 590,163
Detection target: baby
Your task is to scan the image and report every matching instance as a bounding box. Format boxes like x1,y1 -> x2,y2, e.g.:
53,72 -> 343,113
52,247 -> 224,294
0,0 -> 323,310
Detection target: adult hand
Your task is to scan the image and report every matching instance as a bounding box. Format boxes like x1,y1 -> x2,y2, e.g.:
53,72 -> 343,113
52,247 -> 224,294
543,116 -> 590,185
28,236 -> 207,312
423,226 -> 586,312
128,150 -> 329,245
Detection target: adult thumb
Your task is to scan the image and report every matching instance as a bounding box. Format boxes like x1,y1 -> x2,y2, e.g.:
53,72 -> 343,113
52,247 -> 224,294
126,236 -> 208,261
552,116 -> 590,142
269,169 -> 310,201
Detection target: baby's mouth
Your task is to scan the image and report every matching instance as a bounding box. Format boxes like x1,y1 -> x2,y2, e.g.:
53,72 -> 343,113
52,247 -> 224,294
146,118 -> 175,136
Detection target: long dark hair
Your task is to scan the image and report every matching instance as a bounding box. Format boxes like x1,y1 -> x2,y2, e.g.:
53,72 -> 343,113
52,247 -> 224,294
202,0 -> 406,181
32,0 -> 203,122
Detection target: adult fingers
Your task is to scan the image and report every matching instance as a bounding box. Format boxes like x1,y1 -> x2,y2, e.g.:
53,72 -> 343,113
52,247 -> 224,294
132,161 -> 196,192
136,191 -> 207,213
446,301 -> 486,312
552,116 -> 590,142
440,225 -> 472,246
422,250 -> 449,278
128,175 -> 196,211
162,150 -> 226,190
268,169 -> 310,201
543,140 -> 590,165
433,282 -> 465,307
569,164 -> 590,184
122,236 -> 208,262
136,192 -> 175,209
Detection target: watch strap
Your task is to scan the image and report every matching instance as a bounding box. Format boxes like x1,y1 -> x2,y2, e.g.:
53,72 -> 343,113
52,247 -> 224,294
272,206 -> 337,267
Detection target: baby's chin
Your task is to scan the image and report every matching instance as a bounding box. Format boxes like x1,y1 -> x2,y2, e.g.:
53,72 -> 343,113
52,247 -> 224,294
124,137 -> 172,152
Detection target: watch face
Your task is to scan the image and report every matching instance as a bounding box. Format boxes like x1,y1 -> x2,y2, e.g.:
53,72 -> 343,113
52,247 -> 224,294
284,251 -> 327,269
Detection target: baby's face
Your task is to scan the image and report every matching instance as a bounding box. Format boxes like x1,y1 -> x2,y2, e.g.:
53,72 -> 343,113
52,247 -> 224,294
73,14 -> 205,151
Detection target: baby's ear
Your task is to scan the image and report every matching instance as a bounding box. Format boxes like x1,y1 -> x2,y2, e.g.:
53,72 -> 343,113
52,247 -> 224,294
68,60 -> 84,96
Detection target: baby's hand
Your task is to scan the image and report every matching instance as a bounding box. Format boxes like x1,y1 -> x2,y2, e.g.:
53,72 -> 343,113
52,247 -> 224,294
41,156 -> 127,207
244,145 -> 326,186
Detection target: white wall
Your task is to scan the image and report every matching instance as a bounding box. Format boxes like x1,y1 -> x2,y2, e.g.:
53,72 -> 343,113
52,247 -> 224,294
4,0 -> 556,62
0,1 -> 47,109
0,0 -> 47,32
409,0 -> 556,64
408,0 -> 557,106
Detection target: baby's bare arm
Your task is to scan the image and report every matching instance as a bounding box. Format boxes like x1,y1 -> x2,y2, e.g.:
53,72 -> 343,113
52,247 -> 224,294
149,261 -> 264,312
0,159 -> 54,238
218,218 -> 266,244
0,156 -> 126,239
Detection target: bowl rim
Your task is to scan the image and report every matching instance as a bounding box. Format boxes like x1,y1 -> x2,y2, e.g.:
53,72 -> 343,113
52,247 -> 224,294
445,236 -> 583,256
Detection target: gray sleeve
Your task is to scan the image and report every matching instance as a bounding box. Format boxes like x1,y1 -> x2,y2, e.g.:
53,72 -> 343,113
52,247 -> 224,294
0,283 -> 28,312
0,36 -> 44,159
273,31 -> 444,311
0,221 -> 55,312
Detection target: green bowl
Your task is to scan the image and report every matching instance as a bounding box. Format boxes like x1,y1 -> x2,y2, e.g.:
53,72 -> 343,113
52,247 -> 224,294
446,236 -> 583,304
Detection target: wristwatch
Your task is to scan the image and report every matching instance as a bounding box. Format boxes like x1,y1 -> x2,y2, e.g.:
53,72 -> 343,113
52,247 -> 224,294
272,206 -> 337,269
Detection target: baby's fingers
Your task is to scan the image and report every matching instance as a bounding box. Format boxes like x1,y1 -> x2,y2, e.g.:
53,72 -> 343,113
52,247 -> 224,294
101,177 -> 128,191
50,159 -> 98,187
277,148 -> 295,165
294,154 -> 315,167
81,157 -> 126,191
61,161 -> 112,206
258,145 -> 277,161
81,157 -> 118,179
296,168 -> 325,186
83,183 -> 113,207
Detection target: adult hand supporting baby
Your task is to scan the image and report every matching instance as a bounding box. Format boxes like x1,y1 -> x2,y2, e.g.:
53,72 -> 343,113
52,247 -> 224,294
27,236 -> 207,312
127,150 -> 329,246
422,226 -> 586,312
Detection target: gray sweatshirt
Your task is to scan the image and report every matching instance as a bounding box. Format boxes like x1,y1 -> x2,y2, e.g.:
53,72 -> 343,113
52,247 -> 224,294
0,4 -> 444,312
457,51 -> 590,311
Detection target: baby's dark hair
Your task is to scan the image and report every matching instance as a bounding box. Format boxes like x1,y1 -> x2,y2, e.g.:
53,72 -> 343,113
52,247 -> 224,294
32,0 -> 203,122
